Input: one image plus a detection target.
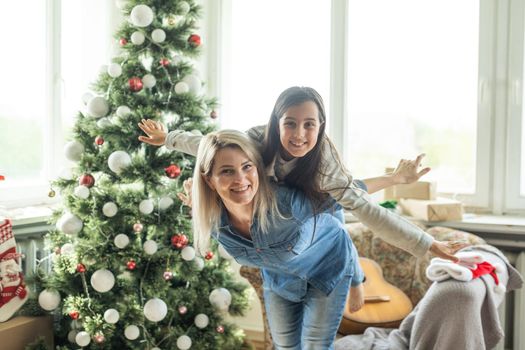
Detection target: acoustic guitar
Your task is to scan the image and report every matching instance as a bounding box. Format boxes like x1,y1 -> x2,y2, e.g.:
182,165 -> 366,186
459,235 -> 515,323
338,257 -> 413,335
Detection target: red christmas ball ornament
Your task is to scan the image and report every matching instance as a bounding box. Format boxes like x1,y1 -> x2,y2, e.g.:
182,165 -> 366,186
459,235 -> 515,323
126,259 -> 137,270
205,251 -> 214,260
69,310 -> 80,320
165,164 -> 181,179
94,135 -> 104,146
128,77 -> 143,92
133,222 -> 144,233
188,34 -> 201,47
159,58 -> 170,67
79,173 -> 95,188
163,270 -> 173,281
76,263 -> 86,273
216,325 -> 225,333
119,38 -> 128,46
94,333 -> 105,344
178,305 -> 188,315
171,234 -> 188,249
210,110 -> 218,119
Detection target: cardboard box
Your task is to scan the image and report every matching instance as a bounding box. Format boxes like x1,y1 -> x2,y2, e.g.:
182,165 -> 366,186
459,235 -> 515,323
0,316 -> 53,350
383,181 -> 437,201
399,198 -> 464,222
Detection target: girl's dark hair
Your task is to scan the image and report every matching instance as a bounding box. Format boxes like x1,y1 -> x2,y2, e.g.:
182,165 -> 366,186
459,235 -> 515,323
262,86 -> 328,206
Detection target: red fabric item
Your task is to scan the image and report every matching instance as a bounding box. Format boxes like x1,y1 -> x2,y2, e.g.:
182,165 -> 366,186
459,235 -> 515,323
469,261 -> 500,285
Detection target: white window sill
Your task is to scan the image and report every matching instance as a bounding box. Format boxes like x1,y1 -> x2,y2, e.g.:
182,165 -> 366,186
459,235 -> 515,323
1,205 -> 56,227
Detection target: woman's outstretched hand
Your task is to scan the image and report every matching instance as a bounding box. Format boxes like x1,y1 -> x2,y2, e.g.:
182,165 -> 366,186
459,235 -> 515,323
429,240 -> 470,263
138,119 -> 167,146
391,153 -> 431,185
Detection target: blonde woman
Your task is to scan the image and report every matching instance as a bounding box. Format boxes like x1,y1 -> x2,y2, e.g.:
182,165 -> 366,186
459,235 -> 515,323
193,130 -> 364,350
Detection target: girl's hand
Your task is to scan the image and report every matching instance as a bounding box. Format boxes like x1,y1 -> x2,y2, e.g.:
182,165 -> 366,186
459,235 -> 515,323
177,178 -> 193,207
429,240 -> 470,263
391,153 -> 431,185
138,119 -> 167,146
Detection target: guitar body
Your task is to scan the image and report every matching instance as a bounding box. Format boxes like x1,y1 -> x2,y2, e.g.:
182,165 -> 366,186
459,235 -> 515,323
338,257 -> 413,335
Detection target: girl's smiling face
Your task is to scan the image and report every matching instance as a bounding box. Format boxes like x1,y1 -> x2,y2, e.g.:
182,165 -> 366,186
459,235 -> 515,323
278,101 -> 322,160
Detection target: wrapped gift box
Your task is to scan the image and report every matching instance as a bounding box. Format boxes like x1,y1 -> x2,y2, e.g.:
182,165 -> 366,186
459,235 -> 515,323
0,316 -> 53,349
399,198 -> 463,222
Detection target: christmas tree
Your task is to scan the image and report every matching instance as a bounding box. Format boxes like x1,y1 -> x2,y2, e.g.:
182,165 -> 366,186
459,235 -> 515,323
28,1 -> 249,349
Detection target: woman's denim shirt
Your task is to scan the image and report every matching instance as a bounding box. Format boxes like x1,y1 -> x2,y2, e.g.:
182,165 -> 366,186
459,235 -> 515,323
213,184 -> 364,302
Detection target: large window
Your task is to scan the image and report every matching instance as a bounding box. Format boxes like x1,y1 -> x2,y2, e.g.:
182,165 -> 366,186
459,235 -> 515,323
0,1 -> 117,208
0,1 -> 47,205
215,0 -> 525,213
345,0 -> 480,196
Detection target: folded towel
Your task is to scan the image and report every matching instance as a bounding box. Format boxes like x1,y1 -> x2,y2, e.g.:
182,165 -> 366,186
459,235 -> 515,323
426,260 -> 472,282
426,257 -> 506,293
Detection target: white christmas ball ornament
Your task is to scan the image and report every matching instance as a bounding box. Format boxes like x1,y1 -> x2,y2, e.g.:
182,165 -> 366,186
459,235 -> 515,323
181,246 -> 195,261
61,243 -> 75,256
107,63 -> 122,78
116,105 -> 131,117
143,298 -> 168,322
143,240 -> 158,255
209,287 -> 232,311
131,31 -> 145,45
194,313 -> 209,328
67,330 -> 78,343
178,1 -> 190,15
193,257 -> 204,271
87,96 -> 110,118
74,185 -> 90,199
158,196 -> 174,210
108,150 -> 132,174
104,308 -> 120,324
82,92 -> 94,105
97,117 -> 112,128
183,74 -> 201,94
142,74 -> 156,88
130,4 -> 154,27
139,199 -> 154,214
90,269 -> 115,293
177,335 -> 192,350
124,325 -> 140,340
102,202 -> 118,217
76,331 -> 91,347
38,289 -> 61,311
64,141 -> 84,162
151,29 -> 166,43
174,81 -> 189,94
114,234 -> 130,249
57,213 -> 83,235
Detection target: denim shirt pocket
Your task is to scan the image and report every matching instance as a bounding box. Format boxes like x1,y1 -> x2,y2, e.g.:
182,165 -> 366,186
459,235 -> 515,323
268,233 -> 309,262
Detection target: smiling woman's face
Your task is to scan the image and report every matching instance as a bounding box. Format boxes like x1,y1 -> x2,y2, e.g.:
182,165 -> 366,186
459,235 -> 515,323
205,147 -> 259,208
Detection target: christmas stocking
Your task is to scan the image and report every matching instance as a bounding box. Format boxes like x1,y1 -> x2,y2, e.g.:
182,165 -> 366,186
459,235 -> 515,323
0,219 -> 28,322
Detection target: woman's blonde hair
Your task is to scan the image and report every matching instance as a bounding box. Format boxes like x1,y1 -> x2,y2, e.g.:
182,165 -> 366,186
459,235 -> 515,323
192,130 -> 280,254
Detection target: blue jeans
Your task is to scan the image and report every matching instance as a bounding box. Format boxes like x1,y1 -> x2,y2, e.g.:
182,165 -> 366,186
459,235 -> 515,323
263,275 -> 351,350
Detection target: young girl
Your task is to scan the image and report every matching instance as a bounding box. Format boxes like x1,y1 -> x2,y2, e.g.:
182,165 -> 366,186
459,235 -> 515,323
193,129 -> 364,349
